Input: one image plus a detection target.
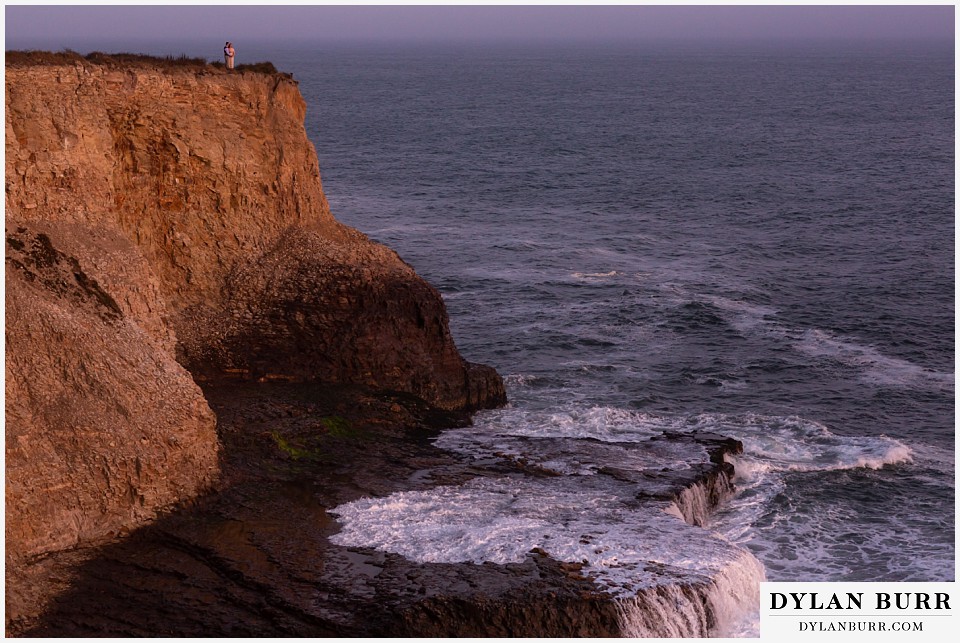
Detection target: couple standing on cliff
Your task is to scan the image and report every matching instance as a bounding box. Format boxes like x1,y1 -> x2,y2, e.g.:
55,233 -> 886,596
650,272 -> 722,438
224,42 -> 235,69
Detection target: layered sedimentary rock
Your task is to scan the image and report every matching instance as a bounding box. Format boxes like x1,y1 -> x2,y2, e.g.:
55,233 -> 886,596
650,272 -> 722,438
5,54 -> 504,628
6,56 -> 338,308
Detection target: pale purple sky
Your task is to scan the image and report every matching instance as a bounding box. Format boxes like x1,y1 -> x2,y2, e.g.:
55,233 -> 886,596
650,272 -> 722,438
5,4 -> 955,50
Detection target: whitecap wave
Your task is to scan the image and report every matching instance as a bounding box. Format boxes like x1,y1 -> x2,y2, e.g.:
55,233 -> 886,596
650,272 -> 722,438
697,413 -> 915,477
571,270 -> 622,280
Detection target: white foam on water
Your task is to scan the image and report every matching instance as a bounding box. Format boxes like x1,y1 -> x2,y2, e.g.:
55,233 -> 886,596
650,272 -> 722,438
438,405 -> 708,476
445,407 -> 915,548
461,404 -> 683,444
330,475 -> 766,636
676,413 -> 914,548
658,284 -> 952,394
330,476 -> 729,582
503,373 -> 540,388
329,402 -> 775,636
677,413 -> 943,582
571,270 -> 622,280
699,294 -> 951,394
704,413 -> 915,476
698,294 -> 779,334
329,404 -> 928,635
462,408 -> 913,481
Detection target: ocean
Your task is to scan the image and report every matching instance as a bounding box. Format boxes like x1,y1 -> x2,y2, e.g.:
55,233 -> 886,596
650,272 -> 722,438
138,39 -> 958,635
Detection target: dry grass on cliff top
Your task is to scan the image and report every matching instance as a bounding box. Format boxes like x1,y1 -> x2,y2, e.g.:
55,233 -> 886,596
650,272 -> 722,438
5,50 -> 288,77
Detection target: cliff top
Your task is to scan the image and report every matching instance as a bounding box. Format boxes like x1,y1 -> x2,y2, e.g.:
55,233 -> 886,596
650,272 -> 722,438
5,50 -> 291,79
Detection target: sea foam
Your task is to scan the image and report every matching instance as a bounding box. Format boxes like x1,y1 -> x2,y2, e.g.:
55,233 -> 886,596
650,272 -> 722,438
329,474 -> 766,636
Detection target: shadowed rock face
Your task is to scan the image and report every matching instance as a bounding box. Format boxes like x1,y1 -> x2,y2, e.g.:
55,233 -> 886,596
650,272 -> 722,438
4,220 -> 220,625
5,57 -> 504,629
177,227 -> 503,411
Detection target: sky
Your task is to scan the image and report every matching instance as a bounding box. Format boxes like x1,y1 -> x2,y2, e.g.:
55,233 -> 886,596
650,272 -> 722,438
4,4 -> 956,52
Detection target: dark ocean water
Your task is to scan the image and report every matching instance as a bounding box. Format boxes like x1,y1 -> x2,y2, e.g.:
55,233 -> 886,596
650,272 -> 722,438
110,39 -> 953,634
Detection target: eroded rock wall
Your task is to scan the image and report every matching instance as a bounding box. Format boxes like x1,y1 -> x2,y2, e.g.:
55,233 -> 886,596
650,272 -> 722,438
177,228 -> 503,410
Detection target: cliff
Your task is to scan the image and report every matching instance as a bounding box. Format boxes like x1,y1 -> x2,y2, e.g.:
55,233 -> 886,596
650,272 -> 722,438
5,53 -> 504,628
6,53 -> 503,410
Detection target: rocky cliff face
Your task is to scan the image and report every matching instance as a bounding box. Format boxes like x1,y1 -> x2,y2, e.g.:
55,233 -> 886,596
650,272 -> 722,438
6,55 -> 504,411
6,57 -> 338,308
5,54 -> 504,628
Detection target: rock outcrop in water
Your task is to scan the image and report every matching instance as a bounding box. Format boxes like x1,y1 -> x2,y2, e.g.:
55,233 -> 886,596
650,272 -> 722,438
5,52 -> 504,630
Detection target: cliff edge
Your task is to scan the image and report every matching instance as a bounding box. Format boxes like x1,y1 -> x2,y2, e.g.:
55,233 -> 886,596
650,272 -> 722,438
5,53 -> 505,628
